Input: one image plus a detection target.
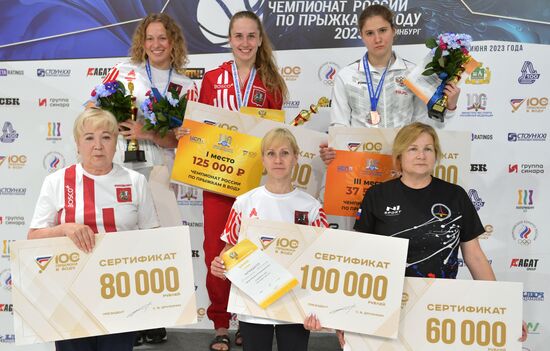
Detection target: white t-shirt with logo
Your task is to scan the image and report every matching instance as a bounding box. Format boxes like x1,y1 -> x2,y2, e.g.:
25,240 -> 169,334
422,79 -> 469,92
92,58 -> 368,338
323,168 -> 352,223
30,163 -> 159,232
221,185 -> 328,325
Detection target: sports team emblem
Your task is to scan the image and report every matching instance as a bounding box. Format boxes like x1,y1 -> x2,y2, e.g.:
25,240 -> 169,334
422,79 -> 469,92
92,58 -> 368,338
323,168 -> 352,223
251,88 -> 266,106
294,211 -> 309,225
395,76 -> 405,86
116,187 -> 132,202
431,203 -> 451,219
168,82 -> 183,95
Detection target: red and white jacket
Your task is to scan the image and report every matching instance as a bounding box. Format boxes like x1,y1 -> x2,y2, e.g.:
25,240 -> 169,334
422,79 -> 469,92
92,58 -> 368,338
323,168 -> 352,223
199,61 -> 282,110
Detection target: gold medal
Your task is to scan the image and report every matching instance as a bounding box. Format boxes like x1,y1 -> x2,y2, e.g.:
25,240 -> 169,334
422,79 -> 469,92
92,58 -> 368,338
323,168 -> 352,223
368,111 -> 380,125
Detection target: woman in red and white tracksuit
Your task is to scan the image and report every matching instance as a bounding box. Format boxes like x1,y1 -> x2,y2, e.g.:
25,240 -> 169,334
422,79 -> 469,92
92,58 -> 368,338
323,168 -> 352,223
198,10 -> 287,351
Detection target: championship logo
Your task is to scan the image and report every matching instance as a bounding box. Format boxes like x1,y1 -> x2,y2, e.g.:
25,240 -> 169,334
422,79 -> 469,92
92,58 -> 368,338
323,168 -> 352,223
260,236 -> 275,250
467,189 -> 485,211
0,121 -> 18,143
510,99 -> 526,112
518,61 -> 540,84
365,159 -> 379,171
347,142 -> 360,152
196,0 -> 265,46
218,134 -> 232,147
35,255 -> 53,273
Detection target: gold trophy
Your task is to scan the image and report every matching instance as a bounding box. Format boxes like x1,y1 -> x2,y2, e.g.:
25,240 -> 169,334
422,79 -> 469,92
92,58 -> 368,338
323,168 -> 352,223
124,81 -> 146,162
428,56 -> 479,122
291,97 -> 330,126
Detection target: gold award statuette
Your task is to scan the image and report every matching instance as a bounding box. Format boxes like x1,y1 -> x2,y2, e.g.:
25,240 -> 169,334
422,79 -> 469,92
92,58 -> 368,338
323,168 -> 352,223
428,56 -> 480,122
124,81 -> 146,162
291,97 -> 330,126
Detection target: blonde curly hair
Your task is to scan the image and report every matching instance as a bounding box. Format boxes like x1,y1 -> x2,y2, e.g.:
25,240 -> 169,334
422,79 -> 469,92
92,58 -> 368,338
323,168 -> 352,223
130,13 -> 189,71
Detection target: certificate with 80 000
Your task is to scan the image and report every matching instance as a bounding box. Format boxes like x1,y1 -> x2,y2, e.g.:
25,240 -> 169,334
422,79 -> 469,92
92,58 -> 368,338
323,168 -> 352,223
228,218 -> 409,338
10,227 -> 197,345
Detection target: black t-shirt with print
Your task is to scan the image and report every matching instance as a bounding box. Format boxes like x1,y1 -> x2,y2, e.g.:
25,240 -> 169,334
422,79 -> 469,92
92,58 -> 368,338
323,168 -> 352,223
354,177 -> 483,279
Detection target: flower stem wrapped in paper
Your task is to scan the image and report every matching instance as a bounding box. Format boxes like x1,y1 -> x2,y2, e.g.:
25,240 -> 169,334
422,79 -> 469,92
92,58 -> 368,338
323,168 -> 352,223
404,33 -> 480,122
141,89 -> 189,137
88,80 -> 132,122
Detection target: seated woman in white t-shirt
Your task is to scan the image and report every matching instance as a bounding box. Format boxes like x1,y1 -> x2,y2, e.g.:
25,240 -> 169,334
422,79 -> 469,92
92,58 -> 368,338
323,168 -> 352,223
210,128 -> 329,351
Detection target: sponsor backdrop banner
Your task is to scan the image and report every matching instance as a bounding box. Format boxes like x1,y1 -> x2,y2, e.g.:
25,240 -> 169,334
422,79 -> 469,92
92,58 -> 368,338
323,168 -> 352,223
0,1 -> 548,350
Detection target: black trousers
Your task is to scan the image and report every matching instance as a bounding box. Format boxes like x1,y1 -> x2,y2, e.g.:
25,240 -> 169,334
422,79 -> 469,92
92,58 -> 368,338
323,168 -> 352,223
54,332 -> 135,351
239,321 -> 310,351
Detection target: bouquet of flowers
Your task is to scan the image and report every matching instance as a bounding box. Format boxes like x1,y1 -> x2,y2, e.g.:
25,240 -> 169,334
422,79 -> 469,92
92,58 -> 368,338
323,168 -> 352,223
418,32 -> 478,121
89,80 -> 132,123
141,89 -> 189,137
422,33 -> 473,79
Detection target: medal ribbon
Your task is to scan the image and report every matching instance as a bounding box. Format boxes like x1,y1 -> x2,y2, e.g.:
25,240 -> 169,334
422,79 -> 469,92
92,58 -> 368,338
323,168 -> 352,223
362,53 -> 390,113
145,59 -> 173,101
232,61 -> 257,109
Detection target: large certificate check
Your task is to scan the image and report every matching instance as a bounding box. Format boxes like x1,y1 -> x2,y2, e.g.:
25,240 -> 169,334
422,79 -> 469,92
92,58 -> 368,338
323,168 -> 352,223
328,126 -> 471,189
10,227 -> 197,345
345,277 -> 523,351
172,119 -> 263,197
228,218 -> 409,338
324,150 -> 395,217
183,101 -> 326,199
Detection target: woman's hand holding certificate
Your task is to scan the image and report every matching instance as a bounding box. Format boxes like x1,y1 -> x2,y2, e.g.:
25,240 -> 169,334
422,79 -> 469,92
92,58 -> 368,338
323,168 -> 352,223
216,239 -> 298,309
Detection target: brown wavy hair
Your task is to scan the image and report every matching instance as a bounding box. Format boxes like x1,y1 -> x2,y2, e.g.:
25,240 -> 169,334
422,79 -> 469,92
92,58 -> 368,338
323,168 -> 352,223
130,13 -> 189,71
229,11 -> 288,102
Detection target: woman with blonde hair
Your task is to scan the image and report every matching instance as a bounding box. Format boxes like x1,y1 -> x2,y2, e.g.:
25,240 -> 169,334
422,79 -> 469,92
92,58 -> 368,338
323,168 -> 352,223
94,13 -> 198,179
342,122 -> 528,346
211,128 -> 327,351
91,13 -> 198,344
28,108 -> 159,351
